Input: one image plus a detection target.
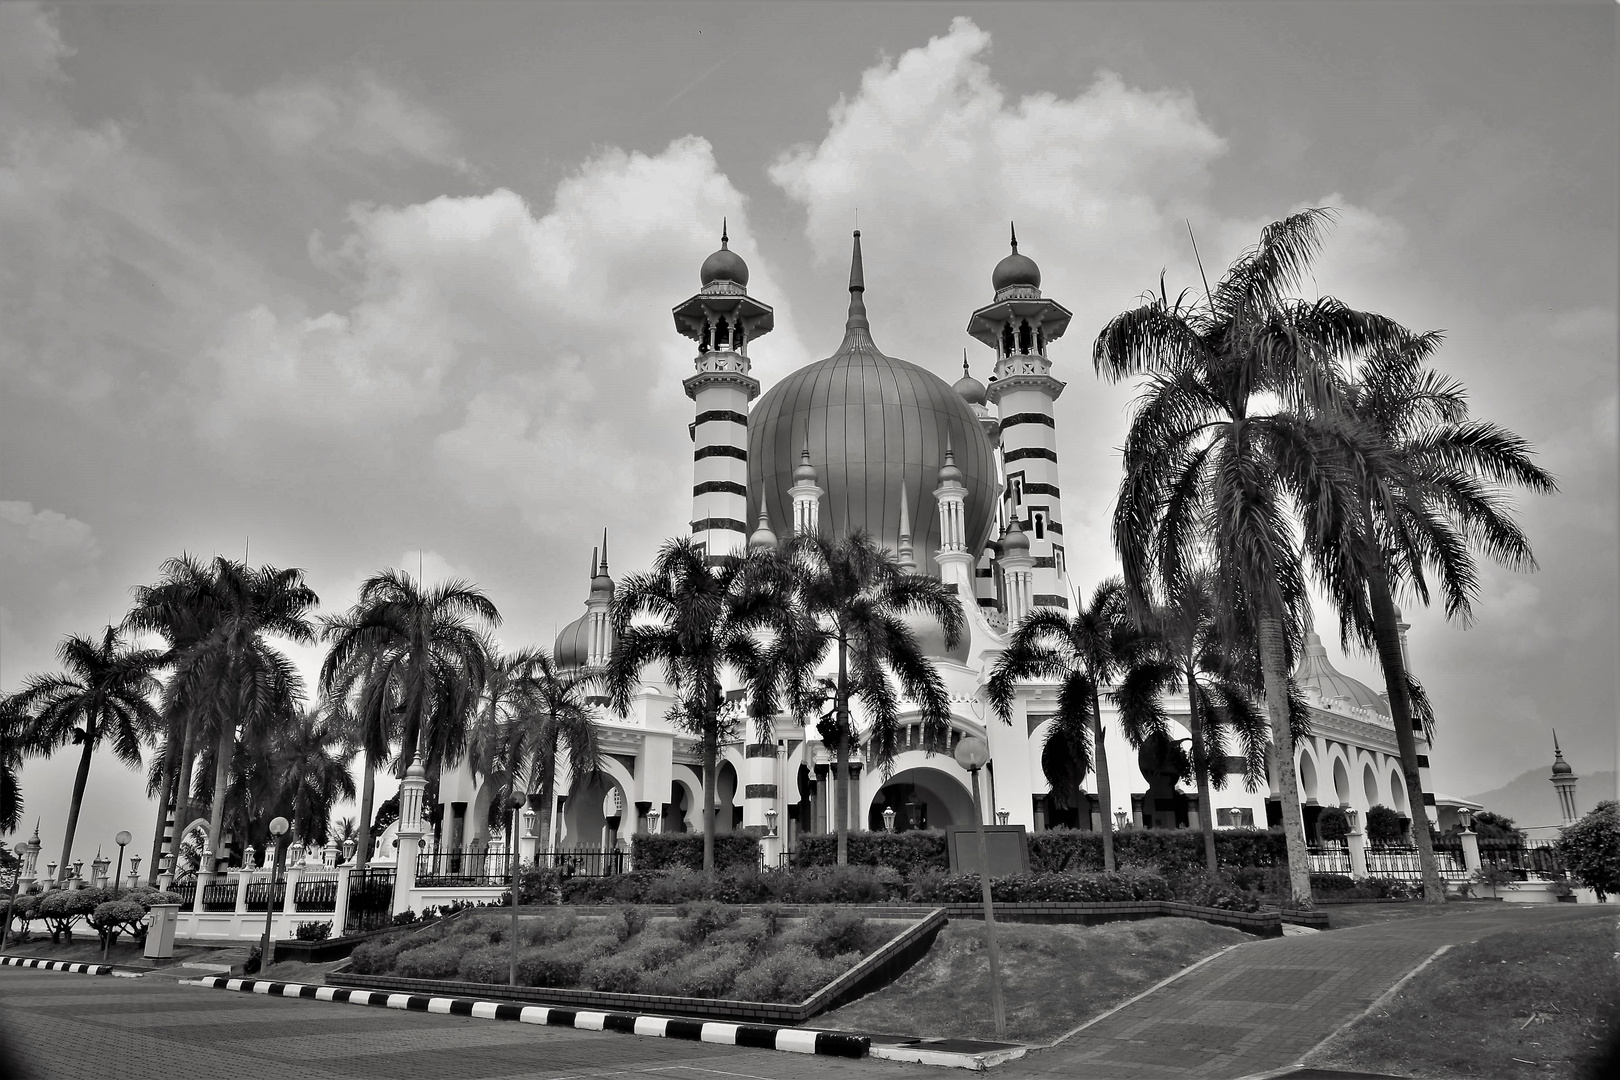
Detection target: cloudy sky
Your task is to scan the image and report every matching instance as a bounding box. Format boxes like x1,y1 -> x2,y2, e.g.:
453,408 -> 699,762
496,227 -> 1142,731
3,2 -> 1614,861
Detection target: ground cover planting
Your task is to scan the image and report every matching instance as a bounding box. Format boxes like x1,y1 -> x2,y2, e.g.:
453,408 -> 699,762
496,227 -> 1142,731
1304,914 -> 1618,1078
820,916 -> 1246,1044
347,902 -> 906,1001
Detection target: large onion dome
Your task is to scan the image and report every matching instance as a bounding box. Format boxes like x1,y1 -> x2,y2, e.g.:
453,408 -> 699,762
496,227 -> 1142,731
699,220 -> 749,287
1294,632 -> 1389,716
746,232 -> 998,564
554,541 -> 614,670
991,224 -> 1041,293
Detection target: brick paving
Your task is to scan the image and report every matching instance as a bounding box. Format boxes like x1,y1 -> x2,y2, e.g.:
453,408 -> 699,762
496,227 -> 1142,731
1004,904 -> 1615,1079
0,968 -> 933,1080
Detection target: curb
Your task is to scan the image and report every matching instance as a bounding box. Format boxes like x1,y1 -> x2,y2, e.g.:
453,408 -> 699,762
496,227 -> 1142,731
185,977 -> 871,1059
1,954 -> 116,976
869,1040 -> 1028,1070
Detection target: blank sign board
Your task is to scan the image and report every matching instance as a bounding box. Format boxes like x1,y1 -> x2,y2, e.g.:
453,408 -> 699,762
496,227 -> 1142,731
946,825 -> 1030,876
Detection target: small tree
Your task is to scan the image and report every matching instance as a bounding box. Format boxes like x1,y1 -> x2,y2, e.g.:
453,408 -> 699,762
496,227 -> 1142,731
1557,801 -> 1619,901
1471,810 -> 1520,840
1317,806 -> 1351,844
1366,804 -> 1404,846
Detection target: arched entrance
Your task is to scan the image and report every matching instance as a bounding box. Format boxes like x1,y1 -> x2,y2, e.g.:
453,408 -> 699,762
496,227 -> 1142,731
867,767 -> 975,832
562,771 -> 627,852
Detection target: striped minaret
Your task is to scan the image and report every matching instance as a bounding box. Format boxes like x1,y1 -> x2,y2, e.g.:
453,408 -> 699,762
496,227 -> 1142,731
672,223 -> 775,560
968,225 -> 1074,609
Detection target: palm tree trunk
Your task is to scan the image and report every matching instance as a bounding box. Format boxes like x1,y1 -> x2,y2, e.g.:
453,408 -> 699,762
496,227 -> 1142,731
1090,688 -> 1116,873
701,698 -> 718,876
1257,611 -> 1312,905
356,750 -> 376,870
206,719 -> 235,872
1365,560 -> 1445,904
147,733 -> 181,884
1186,671 -> 1219,873
58,710 -> 98,881
834,638 -> 850,867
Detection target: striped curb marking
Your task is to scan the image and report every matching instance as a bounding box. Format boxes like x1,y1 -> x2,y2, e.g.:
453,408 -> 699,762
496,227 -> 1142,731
1,955 -> 115,976
187,977 -> 870,1059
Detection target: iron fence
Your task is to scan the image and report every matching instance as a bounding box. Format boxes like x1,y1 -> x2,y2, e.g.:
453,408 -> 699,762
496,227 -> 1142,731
345,866 -> 395,934
295,873 -> 338,912
243,878 -> 285,912
200,881 -> 238,912
173,874 -> 197,912
1432,837 -> 1566,881
1365,846 -> 1470,882
529,851 -> 625,878
417,852 -> 512,888
1307,846 -> 1352,875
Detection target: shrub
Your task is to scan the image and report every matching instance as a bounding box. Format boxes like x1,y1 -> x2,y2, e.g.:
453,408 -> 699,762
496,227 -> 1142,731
456,944 -> 510,983
794,830 -> 949,877
521,911 -> 578,946
1366,805 -> 1405,845
1317,807 -> 1351,843
631,833 -> 762,873
516,866 -> 564,905
516,930 -> 618,988
793,909 -> 872,958
1167,869 -> 1262,912
349,931 -> 437,974
1557,801 -> 1620,898
642,941 -> 753,998
580,932 -> 688,992
391,909 -> 420,926
673,901 -> 739,944
89,899 -> 147,944
906,870 -> 1172,904
294,921 -> 332,942
730,944 -> 857,1003
394,940 -> 463,979
612,905 -> 648,942
1309,873 -> 1358,894
1029,827 -> 1289,875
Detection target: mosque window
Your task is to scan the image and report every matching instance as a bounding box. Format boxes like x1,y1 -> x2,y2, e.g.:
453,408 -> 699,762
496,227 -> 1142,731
1053,544 -> 1065,573
1001,323 -> 1015,357
1019,321 -> 1034,353
1032,512 -> 1045,539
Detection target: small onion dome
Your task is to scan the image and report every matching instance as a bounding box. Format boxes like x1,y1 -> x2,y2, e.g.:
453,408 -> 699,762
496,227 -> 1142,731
794,445 -> 818,484
953,355 -> 987,405
554,613 -> 591,669
1001,515 -> 1030,555
992,225 -> 1040,292
700,221 -> 749,287
936,446 -> 963,486
1552,756 -> 1574,776
748,509 -> 778,551
405,755 -> 426,781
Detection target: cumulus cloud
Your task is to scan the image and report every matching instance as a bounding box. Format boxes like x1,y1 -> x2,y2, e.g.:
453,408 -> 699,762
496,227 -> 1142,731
220,73 -> 468,170
206,136 -> 810,540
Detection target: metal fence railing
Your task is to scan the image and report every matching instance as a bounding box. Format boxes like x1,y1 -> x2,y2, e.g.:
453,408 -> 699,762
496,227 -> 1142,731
417,852 -> 512,888
1307,846 -> 1352,875
1364,846 -> 1471,882
243,879 -> 285,912
173,874 -> 197,912
345,866 -> 395,934
295,872 -> 338,912
530,850 -> 625,878
200,881 -> 238,912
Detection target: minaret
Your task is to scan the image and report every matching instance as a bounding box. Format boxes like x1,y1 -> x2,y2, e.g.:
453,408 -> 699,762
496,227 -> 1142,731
1550,730 -> 1579,826
933,443 -> 974,592
968,225 -> 1074,609
999,516 -> 1034,625
672,223 -> 774,560
748,507 -> 778,552
788,437 -> 823,536
586,530 -> 614,669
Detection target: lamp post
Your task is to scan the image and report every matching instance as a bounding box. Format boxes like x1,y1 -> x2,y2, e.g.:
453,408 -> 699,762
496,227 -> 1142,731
507,791 -> 527,987
882,805 -> 896,833
100,830 -> 133,967
765,807 -> 778,837
1114,810 -> 1129,830
953,735 -> 1005,1039
259,817 -> 289,979
996,808 -> 1010,826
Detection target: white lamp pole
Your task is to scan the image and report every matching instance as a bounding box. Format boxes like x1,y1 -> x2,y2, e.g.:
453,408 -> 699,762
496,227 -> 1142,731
259,817 -> 289,979
953,736 -> 1005,1039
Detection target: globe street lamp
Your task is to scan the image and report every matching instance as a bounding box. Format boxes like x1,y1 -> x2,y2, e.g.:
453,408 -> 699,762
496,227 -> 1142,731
952,735 -> 1005,1039
112,831 -> 132,899
507,791 -> 527,988
259,817 -> 289,979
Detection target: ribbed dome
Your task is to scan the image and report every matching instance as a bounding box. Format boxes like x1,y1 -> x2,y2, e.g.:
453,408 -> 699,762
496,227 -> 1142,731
953,355 -> 987,405
554,613 -> 592,670
1294,632 -> 1389,716
747,233 -> 998,565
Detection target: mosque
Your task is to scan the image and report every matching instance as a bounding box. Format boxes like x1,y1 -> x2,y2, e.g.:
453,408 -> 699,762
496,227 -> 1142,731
432,228 -> 1440,865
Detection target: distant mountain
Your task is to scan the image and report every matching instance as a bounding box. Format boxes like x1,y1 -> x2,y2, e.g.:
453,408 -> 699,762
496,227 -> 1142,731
1461,767 -> 1617,828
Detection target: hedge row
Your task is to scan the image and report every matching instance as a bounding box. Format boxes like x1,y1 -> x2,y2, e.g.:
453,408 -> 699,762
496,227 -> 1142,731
629,832 -> 764,872
789,827 -> 1289,877
560,865 -> 905,906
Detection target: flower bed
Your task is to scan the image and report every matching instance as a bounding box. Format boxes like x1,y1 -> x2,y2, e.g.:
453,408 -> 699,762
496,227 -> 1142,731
348,902 -> 906,1003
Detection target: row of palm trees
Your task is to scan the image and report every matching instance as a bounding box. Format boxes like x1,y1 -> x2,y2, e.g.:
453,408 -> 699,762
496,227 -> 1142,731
0,560 -> 601,886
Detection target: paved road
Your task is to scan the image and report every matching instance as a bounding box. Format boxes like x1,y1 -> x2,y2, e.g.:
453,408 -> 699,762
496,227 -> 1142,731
0,968 -> 933,1080
1005,903 -> 1616,1079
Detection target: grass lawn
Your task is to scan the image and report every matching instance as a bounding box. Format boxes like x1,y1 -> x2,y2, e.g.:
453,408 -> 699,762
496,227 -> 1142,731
1305,914 -> 1619,1078
0,936 -> 222,968
1322,898 -> 1507,931
819,916 -> 1246,1045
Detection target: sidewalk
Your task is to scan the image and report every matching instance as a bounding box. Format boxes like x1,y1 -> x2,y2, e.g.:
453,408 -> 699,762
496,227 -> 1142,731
1004,904 -> 1611,1079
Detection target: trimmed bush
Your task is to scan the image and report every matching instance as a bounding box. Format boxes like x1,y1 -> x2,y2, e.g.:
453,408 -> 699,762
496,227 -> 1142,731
1317,807 -> 1351,843
1166,869 -> 1263,912
580,932 -> 688,991
456,944 -> 509,983
673,901 -> 739,944
641,941 -> 754,998
631,833 -> 762,873
1029,827 -> 1289,875
794,831 -> 949,877
907,869 -> 1173,904
295,921 -> 332,941
731,944 -> 858,1003
516,930 -> 619,988
89,899 -> 147,944
394,940 -> 463,979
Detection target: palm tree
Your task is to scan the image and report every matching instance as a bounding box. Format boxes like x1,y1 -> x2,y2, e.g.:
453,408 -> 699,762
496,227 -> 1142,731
163,559 -> 318,870
320,571 -> 498,786
272,706 -> 359,846
0,698 -> 33,834
1319,331 -> 1556,902
775,531 -> 962,867
988,579 -> 1153,873
1094,208 -> 1410,903
605,538 -> 780,874
6,627 -> 163,879
318,642 -> 401,870
1124,570 -> 1274,873
469,647 -> 601,857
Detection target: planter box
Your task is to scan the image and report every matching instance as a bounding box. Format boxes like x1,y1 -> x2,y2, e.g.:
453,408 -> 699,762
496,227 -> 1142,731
326,908 -> 947,1025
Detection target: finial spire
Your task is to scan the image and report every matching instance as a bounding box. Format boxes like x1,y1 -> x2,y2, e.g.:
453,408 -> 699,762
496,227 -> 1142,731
589,546 -> 599,581
963,349 -> 970,377
1553,728 -> 1563,757
601,528 -> 609,571
1010,221 -> 1018,252
721,217 -> 729,247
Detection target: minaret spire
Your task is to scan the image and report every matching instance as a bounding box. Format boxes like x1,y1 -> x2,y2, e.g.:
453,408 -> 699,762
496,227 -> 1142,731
721,217 -> 728,247
600,528 -> 609,572
897,480 -> 915,573
844,230 -> 870,334
1010,221 -> 1018,252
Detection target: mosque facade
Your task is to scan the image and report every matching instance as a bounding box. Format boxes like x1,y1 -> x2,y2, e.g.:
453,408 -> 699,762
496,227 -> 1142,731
432,229 -> 1440,865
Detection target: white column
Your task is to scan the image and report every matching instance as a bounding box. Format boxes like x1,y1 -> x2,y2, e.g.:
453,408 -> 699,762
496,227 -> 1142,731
391,756 -> 427,916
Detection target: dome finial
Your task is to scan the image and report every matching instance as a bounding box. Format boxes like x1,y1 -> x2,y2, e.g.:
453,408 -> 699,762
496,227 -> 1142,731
1010,221 -> 1018,253
843,230 -> 871,335
721,217 -> 728,248
963,350 -> 970,377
